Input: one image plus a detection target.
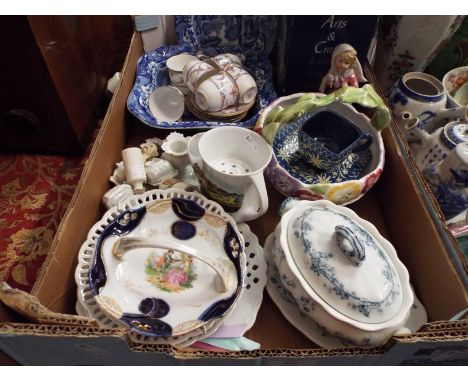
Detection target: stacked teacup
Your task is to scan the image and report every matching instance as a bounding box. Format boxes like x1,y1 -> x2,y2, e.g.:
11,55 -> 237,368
180,53 -> 258,122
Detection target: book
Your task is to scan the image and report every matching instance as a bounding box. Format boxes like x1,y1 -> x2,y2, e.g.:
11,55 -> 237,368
273,15 -> 379,95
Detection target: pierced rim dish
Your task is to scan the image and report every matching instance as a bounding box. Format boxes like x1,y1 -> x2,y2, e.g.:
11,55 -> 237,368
76,216 -> 267,344
82,189 -> 245,339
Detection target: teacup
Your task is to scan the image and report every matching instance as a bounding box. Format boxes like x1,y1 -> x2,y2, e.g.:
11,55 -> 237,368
195,73 -> 240,112
443,66 -> 468,107
183,60 -> 218,93
187,127 -> 272,222
297,109 -> 373,170
166,54 -> 198,90
223,64 -> 258,104
212,53 -> 242,68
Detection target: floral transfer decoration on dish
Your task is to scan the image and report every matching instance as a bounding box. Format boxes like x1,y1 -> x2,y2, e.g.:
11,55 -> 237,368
273,120 -> 372,185
145,250 -> 197,293
292,207 -> 401,319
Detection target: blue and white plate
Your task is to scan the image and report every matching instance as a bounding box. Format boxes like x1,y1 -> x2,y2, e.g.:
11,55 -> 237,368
127,44 -> 277,129
272,121 -> 372,184
175,16 -> 279,56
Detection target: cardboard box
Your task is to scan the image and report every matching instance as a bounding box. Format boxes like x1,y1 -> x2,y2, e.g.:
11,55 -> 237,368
0,32 -> 467,365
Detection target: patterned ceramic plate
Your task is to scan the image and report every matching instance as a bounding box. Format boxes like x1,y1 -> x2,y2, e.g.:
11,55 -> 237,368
85,190 -> 245,338
127,44 -> 277,129
76,220 -> 267,344
273,120 -> 372,185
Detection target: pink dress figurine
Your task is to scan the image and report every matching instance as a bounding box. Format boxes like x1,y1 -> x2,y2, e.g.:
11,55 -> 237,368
319,43 -> 367,94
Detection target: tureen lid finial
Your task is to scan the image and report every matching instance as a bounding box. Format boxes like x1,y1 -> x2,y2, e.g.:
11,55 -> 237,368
334,225 -> 366,266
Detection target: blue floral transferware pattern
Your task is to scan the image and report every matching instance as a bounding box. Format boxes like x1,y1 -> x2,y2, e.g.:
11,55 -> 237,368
175,16 -> 279,56
263,236 -> 352,348
288,207 -> 402,323
127,44 -> 277,129
273,120 -> 372,185
423,162 -> 468,219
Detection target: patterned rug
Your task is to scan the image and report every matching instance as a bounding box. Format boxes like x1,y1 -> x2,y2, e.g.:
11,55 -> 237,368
0,153 -> 86,292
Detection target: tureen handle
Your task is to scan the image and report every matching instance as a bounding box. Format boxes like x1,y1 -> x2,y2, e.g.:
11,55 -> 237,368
278,197 -> 301,216
111,236 -> 236,293
334,225 -> 366,266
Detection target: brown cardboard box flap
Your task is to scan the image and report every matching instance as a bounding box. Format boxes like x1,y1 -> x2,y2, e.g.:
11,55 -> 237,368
0,282 -> 97,327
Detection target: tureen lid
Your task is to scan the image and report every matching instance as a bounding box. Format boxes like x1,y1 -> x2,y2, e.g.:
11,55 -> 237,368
282,200 -> 405,325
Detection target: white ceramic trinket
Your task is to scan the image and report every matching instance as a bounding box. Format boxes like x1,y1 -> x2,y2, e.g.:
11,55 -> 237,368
140,140 -> 161,162
144,158 -> 178,186
102,184 -> 134,209
109,161 -> 126,185
122,148 -> 147,194
161,132 -> 191,170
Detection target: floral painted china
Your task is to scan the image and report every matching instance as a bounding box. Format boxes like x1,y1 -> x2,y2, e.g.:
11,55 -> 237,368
127,44 -> 277,129
273,118 -> 372,185
76,190 -> 267,346
255,95 -> 385,205
184,92 -> 254,122
87,191 -> 245,338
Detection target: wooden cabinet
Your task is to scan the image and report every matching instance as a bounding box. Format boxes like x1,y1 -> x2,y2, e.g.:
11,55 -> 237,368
0,16 -> 133,154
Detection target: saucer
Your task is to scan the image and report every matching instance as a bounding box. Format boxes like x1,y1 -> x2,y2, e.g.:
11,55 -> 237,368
273,120 -> 372,184
184,93 -> 249,122
264,235 -> 349,348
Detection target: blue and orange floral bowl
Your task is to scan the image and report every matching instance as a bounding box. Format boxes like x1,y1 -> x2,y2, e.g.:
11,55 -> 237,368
254,94 -> 385,205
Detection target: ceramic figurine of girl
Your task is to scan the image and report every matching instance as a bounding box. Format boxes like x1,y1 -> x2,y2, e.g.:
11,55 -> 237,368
319,43 -> 367,94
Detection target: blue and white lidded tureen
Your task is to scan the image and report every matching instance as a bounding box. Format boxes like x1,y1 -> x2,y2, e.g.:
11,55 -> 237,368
273,198 -> 414,347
